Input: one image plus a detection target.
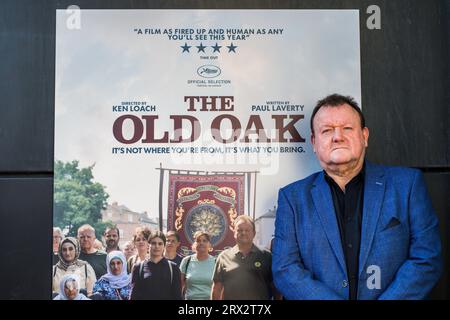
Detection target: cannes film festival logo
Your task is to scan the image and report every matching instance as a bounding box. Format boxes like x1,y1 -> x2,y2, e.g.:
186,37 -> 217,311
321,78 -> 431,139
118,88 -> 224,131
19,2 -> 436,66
197,65 -> 221,78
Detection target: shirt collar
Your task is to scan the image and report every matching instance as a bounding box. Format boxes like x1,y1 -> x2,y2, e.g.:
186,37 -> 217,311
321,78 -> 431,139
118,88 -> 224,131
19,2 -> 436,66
324,161 -> 366,189
231,244 -> 257,256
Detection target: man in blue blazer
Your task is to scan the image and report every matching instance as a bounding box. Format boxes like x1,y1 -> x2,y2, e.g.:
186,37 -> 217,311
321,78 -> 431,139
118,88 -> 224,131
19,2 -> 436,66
272,94 -> 442,300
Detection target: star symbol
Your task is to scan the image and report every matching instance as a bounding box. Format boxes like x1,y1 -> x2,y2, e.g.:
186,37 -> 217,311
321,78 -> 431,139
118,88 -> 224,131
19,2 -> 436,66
211,43 -> 222,53
181,43 -> 191,53
196,43 -> 207,53
227,42 -> 238,53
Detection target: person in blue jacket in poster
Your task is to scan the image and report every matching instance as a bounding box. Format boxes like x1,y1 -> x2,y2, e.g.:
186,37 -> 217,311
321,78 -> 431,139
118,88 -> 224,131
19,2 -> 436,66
272,94 -> 442,300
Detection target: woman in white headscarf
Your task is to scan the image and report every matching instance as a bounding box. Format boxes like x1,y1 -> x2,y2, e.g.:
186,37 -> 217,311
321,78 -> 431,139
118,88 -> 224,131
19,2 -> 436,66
53,274 -> 90,300
52,237 -> 96,296
92,250 -> 132,300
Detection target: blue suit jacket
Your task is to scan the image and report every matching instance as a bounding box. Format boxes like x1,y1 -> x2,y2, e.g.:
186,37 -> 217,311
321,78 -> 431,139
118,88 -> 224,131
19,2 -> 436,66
272,162 -> 442,300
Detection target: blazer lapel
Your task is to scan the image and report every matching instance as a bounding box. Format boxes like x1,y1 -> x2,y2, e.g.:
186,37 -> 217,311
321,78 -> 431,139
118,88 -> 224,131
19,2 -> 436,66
358,162 -> 386,278
311,172 -> 347,274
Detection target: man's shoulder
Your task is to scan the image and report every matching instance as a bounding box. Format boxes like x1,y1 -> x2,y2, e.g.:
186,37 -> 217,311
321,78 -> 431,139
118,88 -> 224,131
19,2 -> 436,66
252,245 -> 272,258
279,171 -> 322,193
95,250 -> 107,256
80,250 -> 107,257
367,162 -> 421,181
217,246 -> 235,259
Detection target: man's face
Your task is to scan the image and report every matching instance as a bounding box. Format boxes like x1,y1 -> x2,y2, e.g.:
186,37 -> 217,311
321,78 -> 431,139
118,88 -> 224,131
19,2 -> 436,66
61,242 -> 76,263
234,220 -> 255,246
311,104 -> 369,171
78,230 -> 95,252
149,237 -> 165,259
53,230 -> 62,251
105,229 -> 119,249
123,243 -> 135,259
165,235 -> 180,253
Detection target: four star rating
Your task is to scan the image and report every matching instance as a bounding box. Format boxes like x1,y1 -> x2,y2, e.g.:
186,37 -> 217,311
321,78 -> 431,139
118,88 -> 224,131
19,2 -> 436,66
181,42 -> 238,53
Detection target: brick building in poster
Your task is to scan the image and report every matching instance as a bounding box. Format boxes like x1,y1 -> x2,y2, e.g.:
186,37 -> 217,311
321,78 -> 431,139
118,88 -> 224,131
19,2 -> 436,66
101,202 -> 162,247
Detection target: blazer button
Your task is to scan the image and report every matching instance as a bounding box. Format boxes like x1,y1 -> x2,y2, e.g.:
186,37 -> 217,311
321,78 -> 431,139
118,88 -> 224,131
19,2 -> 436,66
342,280 -> 348,288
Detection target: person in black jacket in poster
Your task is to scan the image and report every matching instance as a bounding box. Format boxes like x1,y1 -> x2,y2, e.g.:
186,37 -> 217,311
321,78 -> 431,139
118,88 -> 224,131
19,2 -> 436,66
130,230 -> 182,300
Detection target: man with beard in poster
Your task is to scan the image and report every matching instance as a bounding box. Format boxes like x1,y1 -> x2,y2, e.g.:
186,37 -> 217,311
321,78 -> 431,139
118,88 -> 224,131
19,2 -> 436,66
104,226 -> 121,253
272,94 -> 442,300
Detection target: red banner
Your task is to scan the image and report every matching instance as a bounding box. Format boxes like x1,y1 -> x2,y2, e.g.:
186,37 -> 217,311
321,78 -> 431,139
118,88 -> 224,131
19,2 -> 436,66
167,174 -> 245,255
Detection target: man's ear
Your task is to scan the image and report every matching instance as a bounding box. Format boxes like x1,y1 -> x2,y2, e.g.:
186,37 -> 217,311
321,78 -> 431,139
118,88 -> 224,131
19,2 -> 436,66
363,127 -> 369,147
311,133 -> 316,152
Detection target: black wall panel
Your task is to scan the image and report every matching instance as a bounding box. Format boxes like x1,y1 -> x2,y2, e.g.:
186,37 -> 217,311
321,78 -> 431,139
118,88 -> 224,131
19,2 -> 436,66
361,1 -> 449,167
0,0 -> 55,173
0,177 -> 53,300
0,0 -> 448,299
423,172 -> 450,300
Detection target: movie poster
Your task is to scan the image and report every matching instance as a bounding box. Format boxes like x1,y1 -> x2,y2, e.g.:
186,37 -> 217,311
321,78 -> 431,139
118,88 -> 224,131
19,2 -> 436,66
54,10 -> 361,254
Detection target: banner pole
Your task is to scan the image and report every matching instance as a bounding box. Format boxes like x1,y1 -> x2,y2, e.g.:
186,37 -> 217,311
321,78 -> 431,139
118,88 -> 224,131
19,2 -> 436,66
158,162 -> 164,232
247,172 -> 251,215
252,171 -> 257,221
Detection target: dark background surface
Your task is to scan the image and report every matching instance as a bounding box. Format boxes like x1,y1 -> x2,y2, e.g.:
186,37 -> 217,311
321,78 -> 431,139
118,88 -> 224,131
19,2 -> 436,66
0,0 -> 448,299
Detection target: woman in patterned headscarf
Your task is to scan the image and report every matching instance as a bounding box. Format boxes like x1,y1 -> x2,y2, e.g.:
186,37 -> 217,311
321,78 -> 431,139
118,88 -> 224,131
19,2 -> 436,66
53,274 -> 90,300
52,237 -> 96,296
92,250 -> 132,300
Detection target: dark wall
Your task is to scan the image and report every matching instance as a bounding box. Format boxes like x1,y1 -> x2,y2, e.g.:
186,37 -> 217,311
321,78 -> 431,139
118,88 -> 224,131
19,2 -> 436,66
0,0 -> 448,299
0,178 -> 53,299
423,172 -> 450,299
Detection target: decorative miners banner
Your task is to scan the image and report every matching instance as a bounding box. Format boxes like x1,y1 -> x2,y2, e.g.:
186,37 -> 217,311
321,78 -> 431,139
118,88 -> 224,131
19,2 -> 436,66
54,9 -> 361,249
168,174 -> 245,254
